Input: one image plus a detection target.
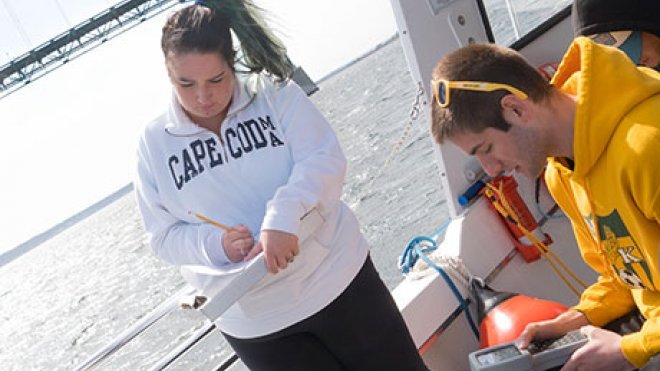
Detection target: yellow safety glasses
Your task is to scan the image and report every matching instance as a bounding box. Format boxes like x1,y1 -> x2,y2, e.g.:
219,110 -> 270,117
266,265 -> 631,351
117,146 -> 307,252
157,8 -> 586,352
431,79 -> 528,108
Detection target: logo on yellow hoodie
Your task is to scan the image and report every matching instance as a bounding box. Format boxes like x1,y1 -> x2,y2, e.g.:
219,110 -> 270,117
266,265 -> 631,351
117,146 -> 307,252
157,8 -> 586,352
596,210 -> 654,290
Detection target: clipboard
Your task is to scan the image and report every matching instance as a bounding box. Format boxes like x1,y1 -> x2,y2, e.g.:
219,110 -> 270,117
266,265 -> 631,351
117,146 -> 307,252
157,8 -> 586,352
182,208 -> 325,321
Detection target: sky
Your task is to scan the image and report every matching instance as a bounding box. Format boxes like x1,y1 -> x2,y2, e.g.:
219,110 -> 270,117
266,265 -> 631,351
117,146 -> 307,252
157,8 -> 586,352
0,0 -> 398,254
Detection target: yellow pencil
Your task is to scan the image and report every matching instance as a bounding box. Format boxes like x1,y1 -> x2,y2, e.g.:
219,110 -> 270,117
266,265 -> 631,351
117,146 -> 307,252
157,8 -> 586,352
189,211 -> 232,232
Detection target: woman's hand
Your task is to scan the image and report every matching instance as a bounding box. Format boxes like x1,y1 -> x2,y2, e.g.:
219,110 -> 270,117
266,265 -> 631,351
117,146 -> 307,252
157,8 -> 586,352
246,230 -> 299,274
222,224 -> 255,263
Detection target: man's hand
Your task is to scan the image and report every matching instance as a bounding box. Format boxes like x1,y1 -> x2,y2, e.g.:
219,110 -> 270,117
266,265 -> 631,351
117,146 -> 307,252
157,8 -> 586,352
517,310 -> 589,349
561,326 -> 635,371
246,230 -> 299,274
222,224 -> 255,263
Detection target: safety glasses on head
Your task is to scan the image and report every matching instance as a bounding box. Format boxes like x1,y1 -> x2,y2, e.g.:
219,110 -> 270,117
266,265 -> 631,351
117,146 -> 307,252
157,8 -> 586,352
431,79 -> 528,108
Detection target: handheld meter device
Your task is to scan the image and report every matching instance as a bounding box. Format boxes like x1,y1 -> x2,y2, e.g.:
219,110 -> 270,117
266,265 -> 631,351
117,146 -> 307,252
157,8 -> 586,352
468,330 -> 587,371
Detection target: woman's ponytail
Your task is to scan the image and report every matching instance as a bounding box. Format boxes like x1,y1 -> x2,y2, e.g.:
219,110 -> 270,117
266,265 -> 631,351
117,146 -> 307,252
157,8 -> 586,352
197,0 -> 293,81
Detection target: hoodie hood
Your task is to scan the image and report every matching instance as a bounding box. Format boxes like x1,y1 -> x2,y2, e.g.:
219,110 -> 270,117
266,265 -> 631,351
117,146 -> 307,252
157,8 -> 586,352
551,36 -> 660,178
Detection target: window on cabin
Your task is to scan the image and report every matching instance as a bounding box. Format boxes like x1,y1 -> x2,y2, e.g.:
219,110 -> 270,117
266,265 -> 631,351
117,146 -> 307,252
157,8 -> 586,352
480,0 -> 571,45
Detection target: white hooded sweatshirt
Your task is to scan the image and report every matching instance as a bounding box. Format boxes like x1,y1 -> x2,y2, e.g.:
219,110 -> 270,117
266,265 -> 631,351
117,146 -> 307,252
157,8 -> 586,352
135,74 -> 368,338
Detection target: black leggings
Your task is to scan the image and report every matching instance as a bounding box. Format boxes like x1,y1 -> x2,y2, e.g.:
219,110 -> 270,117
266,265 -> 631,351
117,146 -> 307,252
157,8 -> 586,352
223,256 -> 428,371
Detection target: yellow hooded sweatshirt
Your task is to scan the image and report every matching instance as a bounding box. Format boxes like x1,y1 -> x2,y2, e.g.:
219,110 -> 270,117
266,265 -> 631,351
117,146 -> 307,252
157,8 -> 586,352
547,37 -> 660,367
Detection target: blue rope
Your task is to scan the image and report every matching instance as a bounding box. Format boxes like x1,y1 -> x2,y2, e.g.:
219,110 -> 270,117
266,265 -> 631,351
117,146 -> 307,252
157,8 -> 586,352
398,235 -> 437,275
398,221 -> 480,339
428,221 -> 451,240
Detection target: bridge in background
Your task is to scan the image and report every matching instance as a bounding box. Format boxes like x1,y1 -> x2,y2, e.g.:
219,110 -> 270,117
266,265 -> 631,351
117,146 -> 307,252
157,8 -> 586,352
0,0 -> 318,100
0,0 -> 185,100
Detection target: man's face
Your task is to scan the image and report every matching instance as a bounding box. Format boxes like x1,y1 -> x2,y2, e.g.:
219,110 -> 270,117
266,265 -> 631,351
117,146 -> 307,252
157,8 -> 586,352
640,32 -> 660,69
450,123 -> 549,179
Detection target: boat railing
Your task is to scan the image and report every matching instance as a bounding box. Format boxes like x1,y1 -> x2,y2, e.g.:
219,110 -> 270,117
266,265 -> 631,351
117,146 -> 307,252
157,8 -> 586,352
76,283 -> 242,370
147,320 -> 240,371
148,321 -> 216,370
76,255 -> 271,370
74,243 -> 274,370
77,208 -> 323,370
74,285 -> 190,370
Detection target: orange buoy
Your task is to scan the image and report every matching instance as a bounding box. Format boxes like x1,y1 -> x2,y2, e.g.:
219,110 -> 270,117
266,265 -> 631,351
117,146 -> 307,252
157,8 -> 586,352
471,279 -> 568,348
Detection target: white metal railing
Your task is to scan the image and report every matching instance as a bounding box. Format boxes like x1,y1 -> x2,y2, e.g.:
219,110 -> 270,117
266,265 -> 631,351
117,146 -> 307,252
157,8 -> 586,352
77,208 -> 323,370
75,286 -> 195,370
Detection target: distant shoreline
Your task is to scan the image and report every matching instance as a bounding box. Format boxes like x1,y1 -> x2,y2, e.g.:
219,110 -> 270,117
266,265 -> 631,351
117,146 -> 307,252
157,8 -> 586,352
0,183 -> 134,268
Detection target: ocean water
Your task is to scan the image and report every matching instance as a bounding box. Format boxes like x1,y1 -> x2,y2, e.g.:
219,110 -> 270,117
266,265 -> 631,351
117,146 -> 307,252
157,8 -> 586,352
0,37 -> 448,370
484,0 -> 571,45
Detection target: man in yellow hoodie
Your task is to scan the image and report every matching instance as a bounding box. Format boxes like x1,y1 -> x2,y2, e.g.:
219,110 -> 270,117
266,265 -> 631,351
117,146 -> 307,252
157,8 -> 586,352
430,37 -> 660,370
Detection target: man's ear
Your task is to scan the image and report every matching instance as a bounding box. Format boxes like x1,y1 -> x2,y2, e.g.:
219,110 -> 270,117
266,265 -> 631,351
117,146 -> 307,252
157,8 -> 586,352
500,94 -> 528,125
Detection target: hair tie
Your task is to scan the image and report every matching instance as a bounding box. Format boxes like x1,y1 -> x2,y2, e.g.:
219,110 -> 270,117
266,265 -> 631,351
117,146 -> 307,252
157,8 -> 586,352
195,0 -> 222,9
194,0 -> 216,9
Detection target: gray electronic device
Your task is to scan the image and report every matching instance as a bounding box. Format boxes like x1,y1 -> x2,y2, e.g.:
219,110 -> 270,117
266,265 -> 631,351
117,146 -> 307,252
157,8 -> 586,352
469,330 -> 587,371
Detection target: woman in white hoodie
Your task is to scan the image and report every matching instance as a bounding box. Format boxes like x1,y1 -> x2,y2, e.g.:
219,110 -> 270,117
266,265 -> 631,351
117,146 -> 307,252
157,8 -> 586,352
134,1 -> 427,370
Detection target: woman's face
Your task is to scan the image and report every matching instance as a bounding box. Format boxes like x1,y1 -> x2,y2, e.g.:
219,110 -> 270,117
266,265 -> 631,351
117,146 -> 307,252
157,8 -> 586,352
166,51 -> 235,128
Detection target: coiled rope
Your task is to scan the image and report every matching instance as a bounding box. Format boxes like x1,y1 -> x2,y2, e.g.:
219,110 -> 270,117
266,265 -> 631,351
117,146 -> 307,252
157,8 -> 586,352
398,221 -> 480,339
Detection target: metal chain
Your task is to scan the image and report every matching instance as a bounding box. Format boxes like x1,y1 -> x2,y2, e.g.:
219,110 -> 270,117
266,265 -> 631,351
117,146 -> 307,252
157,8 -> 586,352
369,81 -> 426,186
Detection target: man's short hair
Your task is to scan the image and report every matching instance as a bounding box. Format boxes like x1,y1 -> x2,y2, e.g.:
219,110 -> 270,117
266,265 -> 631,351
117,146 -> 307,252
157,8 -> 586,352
430,43 -> 552,144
